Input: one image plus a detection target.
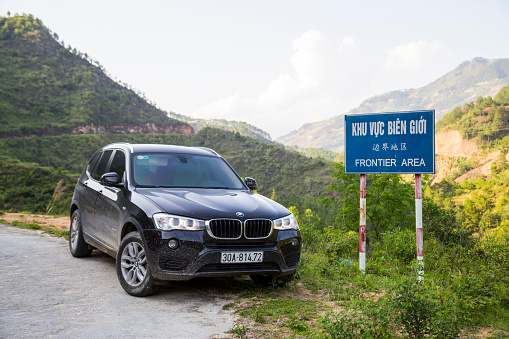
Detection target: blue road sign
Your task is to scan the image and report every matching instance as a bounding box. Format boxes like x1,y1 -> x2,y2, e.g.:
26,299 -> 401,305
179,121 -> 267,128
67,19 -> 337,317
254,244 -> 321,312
344,110 -> 435,174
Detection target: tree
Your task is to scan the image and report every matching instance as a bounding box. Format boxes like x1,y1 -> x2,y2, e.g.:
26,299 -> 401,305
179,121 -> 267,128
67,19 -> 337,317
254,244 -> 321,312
270,188 -> 277,201
459,193 -> 494,235
320,163 -> 415,245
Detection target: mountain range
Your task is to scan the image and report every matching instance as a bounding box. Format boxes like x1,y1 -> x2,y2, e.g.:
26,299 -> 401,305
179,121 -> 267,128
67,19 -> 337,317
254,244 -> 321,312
276,57 -> 509,153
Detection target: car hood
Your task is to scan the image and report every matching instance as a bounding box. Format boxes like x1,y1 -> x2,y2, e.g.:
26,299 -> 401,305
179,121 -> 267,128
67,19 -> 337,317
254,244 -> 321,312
136,188 -> 290,220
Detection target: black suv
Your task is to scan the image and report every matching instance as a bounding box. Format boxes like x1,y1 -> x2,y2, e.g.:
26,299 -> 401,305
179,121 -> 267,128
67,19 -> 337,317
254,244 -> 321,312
69,143 -> 301,296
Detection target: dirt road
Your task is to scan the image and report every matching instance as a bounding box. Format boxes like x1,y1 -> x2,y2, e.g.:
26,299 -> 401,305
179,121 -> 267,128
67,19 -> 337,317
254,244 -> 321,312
0,223 -> 235,338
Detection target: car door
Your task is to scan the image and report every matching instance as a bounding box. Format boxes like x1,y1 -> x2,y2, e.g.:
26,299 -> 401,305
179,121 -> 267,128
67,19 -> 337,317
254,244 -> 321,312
93,149 -> 128,249
82,149 -> 114,246
79,151 -> 105,237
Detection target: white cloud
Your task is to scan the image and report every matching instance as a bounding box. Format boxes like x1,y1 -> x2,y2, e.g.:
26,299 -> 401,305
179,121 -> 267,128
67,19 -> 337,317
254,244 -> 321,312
381,41 -> 443,89
385,41 -> 442,72
291,30 -> 334,86
191,32 -> 445,139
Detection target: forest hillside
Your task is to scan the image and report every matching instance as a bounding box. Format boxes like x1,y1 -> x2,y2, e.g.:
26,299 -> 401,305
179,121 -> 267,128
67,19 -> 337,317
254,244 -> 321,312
0,14 -> 192,137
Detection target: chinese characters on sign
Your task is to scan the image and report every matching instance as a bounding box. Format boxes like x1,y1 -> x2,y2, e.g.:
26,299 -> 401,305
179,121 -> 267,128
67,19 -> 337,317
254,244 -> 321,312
344,111 -> 435,174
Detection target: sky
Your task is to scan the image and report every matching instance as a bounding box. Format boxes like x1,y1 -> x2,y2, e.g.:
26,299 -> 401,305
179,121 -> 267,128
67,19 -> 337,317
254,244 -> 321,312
1,0 -> 509,139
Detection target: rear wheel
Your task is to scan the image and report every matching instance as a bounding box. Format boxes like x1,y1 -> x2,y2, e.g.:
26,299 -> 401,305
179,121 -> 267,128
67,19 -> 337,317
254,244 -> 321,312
69,210 -> 92,257
116,231 -> 161,297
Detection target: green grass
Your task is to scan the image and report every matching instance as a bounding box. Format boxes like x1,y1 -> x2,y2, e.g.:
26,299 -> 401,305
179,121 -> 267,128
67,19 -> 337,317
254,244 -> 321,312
239,297 -> 325,336
0,218 -> 69,239
294,223 -> 509,338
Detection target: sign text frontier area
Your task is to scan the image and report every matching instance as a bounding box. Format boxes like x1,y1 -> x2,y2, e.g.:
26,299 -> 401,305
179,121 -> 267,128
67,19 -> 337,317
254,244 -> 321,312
344,111 -> 435,174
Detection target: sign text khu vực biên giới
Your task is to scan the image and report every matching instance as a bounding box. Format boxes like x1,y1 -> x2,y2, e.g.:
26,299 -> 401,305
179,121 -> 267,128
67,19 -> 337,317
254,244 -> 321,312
344,110 -> 435,174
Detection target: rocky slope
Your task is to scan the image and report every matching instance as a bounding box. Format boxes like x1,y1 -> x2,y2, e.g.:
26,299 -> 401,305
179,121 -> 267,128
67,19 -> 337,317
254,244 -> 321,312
433,129 -> 508,184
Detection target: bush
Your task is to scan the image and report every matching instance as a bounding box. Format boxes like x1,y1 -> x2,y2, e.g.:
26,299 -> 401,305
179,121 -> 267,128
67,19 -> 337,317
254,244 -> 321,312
373,228 -> 417,265
321,228 -> 358,263
320,278 -> 460,338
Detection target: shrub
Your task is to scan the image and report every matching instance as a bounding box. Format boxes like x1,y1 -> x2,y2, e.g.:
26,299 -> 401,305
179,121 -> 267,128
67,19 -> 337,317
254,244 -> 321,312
320,278 -> 460,338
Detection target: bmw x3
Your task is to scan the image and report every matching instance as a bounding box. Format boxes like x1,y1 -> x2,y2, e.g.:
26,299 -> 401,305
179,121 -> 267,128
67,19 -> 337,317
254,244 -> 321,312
69,143 -> 301,296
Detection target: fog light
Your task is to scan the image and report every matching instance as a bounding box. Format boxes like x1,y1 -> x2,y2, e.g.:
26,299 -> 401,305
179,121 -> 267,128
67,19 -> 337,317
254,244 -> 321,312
168,239 -> 179,249
291,238 -> 299,247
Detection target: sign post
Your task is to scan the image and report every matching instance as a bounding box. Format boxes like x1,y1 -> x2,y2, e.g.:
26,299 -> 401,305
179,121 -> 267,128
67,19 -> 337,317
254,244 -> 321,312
344,110 -> 435,278
359,174 -> 366,272
415,174 -> 424,281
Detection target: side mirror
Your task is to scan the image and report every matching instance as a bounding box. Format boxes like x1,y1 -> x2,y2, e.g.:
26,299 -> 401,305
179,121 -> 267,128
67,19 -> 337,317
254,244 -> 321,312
100,172 -> 122,187
244,177 -> 257,191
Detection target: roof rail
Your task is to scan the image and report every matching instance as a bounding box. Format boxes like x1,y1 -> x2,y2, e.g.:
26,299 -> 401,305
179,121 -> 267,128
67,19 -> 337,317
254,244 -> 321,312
104,142 -> 134,152
196,147 -> 219,156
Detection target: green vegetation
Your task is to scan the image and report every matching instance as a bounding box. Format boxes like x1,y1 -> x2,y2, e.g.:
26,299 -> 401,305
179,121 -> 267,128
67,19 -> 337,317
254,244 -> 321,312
290,84 -> 509,337
0,13 -> 336,224
437,84 -> 509,151
426,171 -> 509,241
448,156 -> 480,180
0,217 -> 69,238
292,169 -> 509,337
169,111 -> 273,143
0,14 -> 189,137
321,163 -> 415,243
430,85 -> 509,242
284,144 -> 342,162
239,298 -> 323,336
0,156 -> 77,215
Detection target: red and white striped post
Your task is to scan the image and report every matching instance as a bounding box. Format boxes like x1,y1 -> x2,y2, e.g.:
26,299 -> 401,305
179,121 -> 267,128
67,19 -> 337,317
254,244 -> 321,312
359,174 -> 367,273
415,174 -> 424,281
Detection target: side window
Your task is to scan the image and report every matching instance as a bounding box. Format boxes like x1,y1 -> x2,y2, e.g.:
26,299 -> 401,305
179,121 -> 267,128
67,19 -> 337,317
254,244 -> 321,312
109,150 -> 126,181
90,150 -> 113,181
87,152 -> 102,175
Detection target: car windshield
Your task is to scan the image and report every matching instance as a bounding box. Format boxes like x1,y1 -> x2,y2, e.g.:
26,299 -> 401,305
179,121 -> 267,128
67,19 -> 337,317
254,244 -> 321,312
132,153 -> 246,189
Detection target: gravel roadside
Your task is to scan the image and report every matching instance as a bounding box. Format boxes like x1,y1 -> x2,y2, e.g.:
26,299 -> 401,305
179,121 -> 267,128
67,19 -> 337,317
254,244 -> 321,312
0,223 -> 236,338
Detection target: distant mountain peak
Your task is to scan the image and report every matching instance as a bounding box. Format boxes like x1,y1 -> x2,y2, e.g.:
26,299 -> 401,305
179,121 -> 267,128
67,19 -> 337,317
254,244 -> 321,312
277,57 -> 509,153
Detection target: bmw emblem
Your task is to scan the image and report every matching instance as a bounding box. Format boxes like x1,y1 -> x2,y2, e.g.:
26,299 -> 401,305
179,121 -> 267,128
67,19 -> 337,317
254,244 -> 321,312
236,212 -> 244,217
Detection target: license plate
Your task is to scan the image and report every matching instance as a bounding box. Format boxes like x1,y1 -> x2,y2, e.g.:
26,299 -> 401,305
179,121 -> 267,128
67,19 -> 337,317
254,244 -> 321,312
221,251 -> 263,263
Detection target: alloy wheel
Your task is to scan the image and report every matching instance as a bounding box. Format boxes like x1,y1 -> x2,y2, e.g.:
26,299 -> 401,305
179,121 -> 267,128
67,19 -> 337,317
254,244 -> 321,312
120,242 -> 147,287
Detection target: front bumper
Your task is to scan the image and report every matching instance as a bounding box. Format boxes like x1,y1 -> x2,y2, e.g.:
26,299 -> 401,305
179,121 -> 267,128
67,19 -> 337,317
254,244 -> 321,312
143,228 -> 301,281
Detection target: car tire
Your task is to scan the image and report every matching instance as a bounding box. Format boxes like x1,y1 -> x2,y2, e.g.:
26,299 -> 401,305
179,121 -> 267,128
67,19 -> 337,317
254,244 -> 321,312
69,210 -> 93,257
250,273 -> 294,286
116,231 -> 161,297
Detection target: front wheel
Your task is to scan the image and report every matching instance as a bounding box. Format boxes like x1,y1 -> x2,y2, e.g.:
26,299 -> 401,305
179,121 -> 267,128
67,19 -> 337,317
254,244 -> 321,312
116,231 -> 161,297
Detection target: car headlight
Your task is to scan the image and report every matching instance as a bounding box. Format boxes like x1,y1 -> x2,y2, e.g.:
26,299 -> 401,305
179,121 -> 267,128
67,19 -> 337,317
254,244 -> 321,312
153,213 -> 205,231
273,213 -> 299,230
